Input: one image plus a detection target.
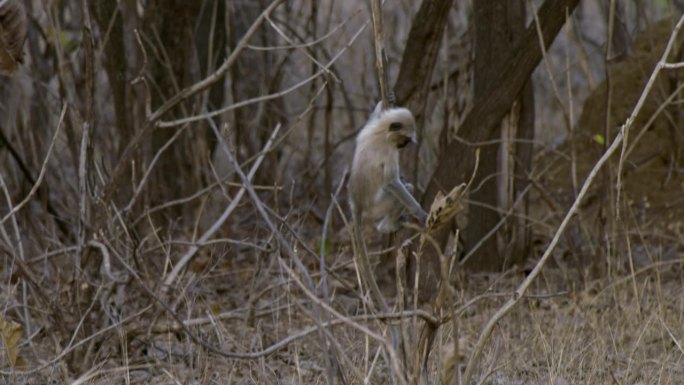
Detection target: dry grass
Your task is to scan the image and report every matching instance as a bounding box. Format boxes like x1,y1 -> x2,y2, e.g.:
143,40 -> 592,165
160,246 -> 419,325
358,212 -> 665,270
2,238 -> 683,384
456,270 -> 684,385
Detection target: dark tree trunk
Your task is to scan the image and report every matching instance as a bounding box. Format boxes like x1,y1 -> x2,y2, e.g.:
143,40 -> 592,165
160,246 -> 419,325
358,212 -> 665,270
387,0 -> 454,296
143,0 -> 205,210
423,0 -> 579,273
196,1 -> 228,114
227,0 -> 283,184
395,0 -> 454,112
464,0 -> 532,270
508,80 -> 535,267
394,0 -> 455,184
228,1 -> 263,160
90,0 -> 132,148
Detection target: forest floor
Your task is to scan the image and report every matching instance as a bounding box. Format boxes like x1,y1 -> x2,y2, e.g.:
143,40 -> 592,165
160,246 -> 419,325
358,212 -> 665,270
9,258 -> 681,384
3,123 -> 684,385
3,206 -> 683,385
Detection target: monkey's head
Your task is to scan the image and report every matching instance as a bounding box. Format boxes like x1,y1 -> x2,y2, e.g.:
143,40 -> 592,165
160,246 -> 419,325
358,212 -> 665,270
382,108 -> 417,149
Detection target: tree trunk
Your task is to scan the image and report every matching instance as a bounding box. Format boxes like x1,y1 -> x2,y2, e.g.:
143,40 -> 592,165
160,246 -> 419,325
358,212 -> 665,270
394,0 -> 454,185
143,0 -> 205,211
227,0 -> 283,184
388,0 -> 454,296
90,0 -> 132,148
423,0 -> 579,274
464,0 -> 533,270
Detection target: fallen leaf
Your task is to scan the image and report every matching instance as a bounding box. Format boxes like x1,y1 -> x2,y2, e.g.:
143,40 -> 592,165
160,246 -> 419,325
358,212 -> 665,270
0,316 -> 23,367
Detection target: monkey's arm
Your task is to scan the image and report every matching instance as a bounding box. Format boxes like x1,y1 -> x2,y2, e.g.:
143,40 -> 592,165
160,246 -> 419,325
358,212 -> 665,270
384,178 -> 428,224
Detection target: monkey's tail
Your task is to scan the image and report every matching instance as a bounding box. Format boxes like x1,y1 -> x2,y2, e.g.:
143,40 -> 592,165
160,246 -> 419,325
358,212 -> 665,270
351,215 -> 403,363
351,215 -> 388,312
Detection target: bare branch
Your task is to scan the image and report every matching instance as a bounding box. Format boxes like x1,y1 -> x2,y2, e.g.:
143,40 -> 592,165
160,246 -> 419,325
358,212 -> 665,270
162,123 -> 282,290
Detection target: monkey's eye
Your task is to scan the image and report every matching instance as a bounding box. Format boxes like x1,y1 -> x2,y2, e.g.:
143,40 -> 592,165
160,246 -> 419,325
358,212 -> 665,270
389,122 -> 403,131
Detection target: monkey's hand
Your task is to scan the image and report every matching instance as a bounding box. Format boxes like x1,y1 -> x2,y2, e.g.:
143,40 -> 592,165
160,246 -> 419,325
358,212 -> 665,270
388,91 -> 396,107
385,178 -> 428,226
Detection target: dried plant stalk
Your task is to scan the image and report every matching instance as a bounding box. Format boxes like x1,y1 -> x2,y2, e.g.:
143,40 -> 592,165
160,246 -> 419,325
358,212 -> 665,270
424,183 -> 466,233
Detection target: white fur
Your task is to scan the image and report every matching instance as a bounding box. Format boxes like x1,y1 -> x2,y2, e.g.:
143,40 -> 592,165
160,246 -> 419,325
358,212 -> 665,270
349,106 -> 420,233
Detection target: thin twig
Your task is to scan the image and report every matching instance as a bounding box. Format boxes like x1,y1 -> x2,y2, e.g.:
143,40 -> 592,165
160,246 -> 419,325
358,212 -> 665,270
318,170 -> 348,381
248,9 -> 358,51
1,104 -> 67,225
103,0 -> 284,201
123,126 -> 187,213
265,14 -> 339,82
162,123 -> 282,289
77,0 -> 95,269
371,0 -> 390,108
87,240 -> 128,283
156,14 -> 370,129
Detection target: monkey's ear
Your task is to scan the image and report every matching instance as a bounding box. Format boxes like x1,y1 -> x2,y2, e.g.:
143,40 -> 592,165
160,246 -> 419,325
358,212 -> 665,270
389,122 -> 403,131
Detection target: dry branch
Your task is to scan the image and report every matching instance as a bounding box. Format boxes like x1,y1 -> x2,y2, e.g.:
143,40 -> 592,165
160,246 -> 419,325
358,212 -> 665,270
394,0 -> 454,111
162,123 -> 282,289
370,0 -> 390,108
102,0 -> 284,202
156,12 -> 370,129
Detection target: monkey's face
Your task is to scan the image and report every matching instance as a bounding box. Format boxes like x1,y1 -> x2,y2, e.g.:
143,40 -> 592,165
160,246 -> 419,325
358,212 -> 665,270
387,121 -> 417,149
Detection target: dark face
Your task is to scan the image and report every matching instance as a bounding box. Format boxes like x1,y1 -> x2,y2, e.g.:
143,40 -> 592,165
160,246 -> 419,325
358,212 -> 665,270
396,136 -> 412,149
389,121 -> 415,149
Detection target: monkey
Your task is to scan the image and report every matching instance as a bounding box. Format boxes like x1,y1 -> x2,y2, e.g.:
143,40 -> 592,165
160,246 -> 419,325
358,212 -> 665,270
347,102 -> 428,354
349,103 -> 428,234
0,0 -> 27,73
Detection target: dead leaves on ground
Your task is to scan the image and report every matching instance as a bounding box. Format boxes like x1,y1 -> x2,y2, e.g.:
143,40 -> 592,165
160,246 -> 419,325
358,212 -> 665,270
0,316 -> 24,368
